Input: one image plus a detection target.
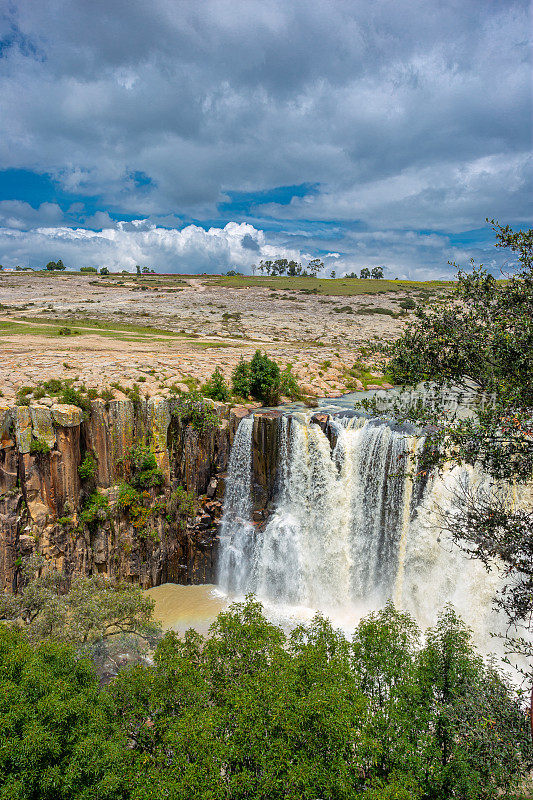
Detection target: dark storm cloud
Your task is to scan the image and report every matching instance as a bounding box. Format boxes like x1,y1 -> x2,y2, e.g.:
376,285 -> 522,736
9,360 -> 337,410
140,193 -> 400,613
0,0 -> 530,275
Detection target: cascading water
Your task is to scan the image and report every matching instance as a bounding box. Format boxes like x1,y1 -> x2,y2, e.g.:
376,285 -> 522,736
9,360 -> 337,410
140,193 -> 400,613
218,410 -> 524,661
217,416 -> 255,594
218,413 -> 423,612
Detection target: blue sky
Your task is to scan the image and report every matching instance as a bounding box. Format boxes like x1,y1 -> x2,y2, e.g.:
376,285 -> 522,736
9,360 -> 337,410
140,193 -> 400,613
0,1 -> 530,277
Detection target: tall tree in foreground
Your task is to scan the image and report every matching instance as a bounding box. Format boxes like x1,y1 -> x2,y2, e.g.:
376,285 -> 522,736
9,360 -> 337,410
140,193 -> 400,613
383,220 -> 533,684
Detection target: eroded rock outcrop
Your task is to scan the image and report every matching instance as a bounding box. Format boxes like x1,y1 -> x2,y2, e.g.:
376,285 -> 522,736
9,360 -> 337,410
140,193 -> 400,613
0,397 -> 237,591
0,396 -> 287,593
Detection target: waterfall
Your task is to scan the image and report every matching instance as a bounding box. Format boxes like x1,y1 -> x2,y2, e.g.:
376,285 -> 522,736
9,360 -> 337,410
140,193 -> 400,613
219,413 -> 420,611
217,416 -> 254,593
217,410 -> 521,659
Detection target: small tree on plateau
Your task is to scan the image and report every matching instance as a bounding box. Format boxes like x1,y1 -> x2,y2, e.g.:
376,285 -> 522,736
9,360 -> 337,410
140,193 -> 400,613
360,267 -> 371,279
308,258 -> 324,277
45,260 -> 57,270
371,266 -> 384,279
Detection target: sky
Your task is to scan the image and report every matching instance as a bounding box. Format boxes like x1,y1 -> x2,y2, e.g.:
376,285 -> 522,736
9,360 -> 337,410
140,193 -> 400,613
0,0 -> 531,278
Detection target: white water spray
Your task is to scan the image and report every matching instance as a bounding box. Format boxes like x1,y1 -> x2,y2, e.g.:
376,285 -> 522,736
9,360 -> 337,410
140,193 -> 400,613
218,412 -> 519,655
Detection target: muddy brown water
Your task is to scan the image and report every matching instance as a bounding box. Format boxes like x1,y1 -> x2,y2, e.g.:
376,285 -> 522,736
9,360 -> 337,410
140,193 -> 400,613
145,583 -> 227,636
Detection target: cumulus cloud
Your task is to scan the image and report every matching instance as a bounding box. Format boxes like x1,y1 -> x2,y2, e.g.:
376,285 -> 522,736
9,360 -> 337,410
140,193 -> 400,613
0,221 -> 304,274
0,0 -> 530,271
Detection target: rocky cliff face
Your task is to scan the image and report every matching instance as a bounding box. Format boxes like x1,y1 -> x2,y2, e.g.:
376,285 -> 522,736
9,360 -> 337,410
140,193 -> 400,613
0,396 -> 263,592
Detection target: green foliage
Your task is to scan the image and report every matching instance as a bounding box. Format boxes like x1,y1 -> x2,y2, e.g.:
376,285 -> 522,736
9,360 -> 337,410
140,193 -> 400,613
29,437 -> 50,455
80,266 -> 98,273
173,390 -> 220,433
248,349 -> 281,405
231,357 -> 251,398
45,259 -> 66,271
60,384 -> 92,416
0,597 -> 529,798
232,352 -> 297,404
166,486 -> 196,529
78,453 -> 97,481
117,482 -> 151,535
279,363 -> 301,400
377,220 -> 533,674
0,625 -> 128,799
399,297 -> 416,310
360,267 -> 371,279
0,554 -> 160,650
100,267 -> 109,275
43,378 -> 63,393
202,367 -> 230,402
79,491 -> 110,528
15,385 -> 33,405
130,444 -> 165,490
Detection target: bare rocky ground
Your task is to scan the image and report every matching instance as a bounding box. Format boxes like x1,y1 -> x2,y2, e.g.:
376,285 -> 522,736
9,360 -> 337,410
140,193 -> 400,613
0,272 -> 413,402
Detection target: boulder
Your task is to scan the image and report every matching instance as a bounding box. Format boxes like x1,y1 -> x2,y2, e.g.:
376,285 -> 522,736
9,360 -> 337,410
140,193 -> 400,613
14,406 -> 32,453
30,404 -> 56,449
51,404 -> 83,427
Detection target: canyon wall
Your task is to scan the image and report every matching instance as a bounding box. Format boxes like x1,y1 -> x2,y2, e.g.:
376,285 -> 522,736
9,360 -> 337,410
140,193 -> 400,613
0,396 -> 262,592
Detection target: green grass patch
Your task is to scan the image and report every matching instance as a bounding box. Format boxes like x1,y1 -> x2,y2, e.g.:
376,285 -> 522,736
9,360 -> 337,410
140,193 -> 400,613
208,275 -> 455,296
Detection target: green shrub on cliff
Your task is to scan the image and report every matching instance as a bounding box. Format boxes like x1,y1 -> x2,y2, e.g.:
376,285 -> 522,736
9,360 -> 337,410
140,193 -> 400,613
29,436 -> 50,455
130,444 -> 164,489
202,367 -> 230,402
78,452 -> 97,481
174,390 -> 219,432
231,357 -> 251,398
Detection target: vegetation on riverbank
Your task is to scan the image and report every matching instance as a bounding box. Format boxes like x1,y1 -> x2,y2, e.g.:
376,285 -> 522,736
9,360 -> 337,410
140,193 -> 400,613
0,595 -> 530,800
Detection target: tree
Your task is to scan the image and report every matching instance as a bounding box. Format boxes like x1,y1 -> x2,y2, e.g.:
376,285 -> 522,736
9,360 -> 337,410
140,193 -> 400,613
330,270 -> 336,278
287,260 -> 301,276
360,267 -> 371,279
371,266 -> 384,279
100,267 -> 109,275
249,350 -> 281,405
202,367 -> 230,402
231,358 -> 251,398
56,258 -> 65,270
46,260 -> 57,270
380,219 -> 533,685
107,598 -> 530,799
307,258 -> 323,277
0,555 -> 160,655
0,626 -> 129,799
136,265 -> 141,275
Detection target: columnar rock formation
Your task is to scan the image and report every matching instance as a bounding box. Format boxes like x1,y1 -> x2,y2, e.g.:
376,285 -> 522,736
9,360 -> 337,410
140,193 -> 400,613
0,396 -> 260,592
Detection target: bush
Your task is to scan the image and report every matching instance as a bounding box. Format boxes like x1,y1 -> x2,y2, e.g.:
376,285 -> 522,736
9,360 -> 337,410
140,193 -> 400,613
173,390 -> 219,433
202,368 -> 230,402
399,297 -> 416,310
231,358 -> 251,398
249,350 -> 281,405
29,437 -> 50,455
60,386 -> 92,416
78,453 -> 97,481
279,364 -> 301,400
130,444 -> 164,489
80,266 -> 98,273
